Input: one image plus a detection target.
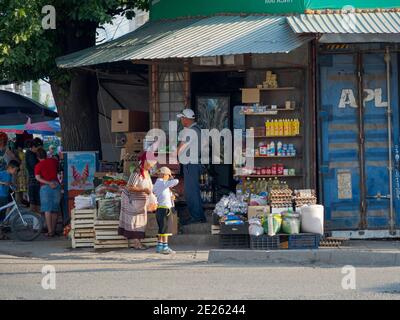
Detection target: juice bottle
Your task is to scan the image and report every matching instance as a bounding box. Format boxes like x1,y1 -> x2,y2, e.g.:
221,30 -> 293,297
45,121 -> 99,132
278,119 -> 283,136
296,119 -> 300,135
274,120 -> 279,136
291,119 -> 296,136
265,120 -> 271,137
284,119 -> 288,136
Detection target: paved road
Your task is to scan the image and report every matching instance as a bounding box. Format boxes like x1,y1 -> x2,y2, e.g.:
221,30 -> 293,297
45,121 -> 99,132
0,240 -> 399,300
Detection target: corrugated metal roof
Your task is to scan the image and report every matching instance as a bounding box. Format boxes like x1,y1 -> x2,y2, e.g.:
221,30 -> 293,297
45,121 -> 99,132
287,12 -> 400,34
57,15 -> 312,68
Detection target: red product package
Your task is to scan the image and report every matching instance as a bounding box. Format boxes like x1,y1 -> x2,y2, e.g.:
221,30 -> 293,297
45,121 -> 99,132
271,164 -> 277,175
277,164 -> 284,175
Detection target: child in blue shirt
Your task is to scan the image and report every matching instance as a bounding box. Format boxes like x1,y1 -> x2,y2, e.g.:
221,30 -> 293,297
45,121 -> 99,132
0,160 -> 19,221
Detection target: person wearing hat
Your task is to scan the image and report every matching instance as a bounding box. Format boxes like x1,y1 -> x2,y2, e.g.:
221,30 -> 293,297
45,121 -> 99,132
177,109 -> 206,224
153,167 -> 179,254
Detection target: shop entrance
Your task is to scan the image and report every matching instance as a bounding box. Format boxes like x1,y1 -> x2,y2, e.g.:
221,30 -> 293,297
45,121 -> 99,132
319,50 -> 400,231
191,71 -> 245,203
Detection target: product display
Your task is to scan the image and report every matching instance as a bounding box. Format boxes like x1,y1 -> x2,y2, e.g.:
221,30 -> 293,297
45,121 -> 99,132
97,197 -> 121,221
294,189 -> 317,207
269,186 -> 293,208
265,119 -> 300,137
256,141 -> 297,157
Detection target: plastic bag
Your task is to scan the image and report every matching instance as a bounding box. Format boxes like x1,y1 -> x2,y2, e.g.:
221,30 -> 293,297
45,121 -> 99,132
262,214 -> 282,235
97,198 -> 121,220
146,193 -> 158,212
248,218 -> 264,236
74,195 -> 95,210
281,212 -> 301,234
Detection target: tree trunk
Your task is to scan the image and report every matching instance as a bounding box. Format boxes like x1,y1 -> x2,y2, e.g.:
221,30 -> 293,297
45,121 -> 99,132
50,71 -> 102,157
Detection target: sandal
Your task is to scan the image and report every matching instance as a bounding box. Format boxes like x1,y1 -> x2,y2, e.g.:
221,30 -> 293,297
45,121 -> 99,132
132,244 -> 148,250
45,233 -> 55,238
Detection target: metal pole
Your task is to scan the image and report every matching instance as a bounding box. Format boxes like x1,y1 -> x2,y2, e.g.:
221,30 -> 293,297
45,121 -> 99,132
384,47 -> 395,235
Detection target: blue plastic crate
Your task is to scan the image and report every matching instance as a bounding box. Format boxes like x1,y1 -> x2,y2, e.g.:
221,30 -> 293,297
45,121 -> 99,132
287,233 -> 321,250
250,235 -> 280,250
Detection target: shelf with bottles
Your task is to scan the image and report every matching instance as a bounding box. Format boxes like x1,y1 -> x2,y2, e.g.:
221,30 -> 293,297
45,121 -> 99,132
247,140 -> 299,158
235,177 -> 293,197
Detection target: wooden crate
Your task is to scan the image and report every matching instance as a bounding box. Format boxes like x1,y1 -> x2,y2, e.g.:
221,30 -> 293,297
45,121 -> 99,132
94,219 -> 157,250
71,208 -> 96,248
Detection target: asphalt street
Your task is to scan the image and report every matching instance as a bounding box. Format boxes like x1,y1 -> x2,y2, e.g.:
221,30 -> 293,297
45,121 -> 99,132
0,240 -> 399,300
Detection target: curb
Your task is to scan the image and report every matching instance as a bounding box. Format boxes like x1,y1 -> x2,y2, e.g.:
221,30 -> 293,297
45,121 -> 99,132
208,249 -> 400,267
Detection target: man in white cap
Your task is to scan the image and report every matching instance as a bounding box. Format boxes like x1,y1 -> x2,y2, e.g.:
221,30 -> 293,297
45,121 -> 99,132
177,109 -> 206,224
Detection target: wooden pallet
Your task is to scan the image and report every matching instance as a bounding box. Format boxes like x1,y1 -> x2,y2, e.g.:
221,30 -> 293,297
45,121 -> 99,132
71,237 -> 94,248
71,209 -> 96,248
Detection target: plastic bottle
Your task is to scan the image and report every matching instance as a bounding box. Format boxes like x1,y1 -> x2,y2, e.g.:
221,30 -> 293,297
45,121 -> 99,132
283,119 -> 288,136
291,119 -> 295,136
265,120 -> 270,137
296,119 -> 300,135
275,120 -> 280,136
277,141 -> 283,156
278,119 -> 283,136
270,141 -> 275,156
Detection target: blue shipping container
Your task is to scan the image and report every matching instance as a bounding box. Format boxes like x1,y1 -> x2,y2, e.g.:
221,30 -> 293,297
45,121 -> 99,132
319,51 -> 400,231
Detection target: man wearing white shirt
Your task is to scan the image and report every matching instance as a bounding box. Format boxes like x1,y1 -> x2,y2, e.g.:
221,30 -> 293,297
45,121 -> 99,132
177,109 -> 206,225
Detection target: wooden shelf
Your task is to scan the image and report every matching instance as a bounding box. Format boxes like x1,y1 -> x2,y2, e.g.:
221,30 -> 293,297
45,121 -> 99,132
252,135 -> 302,138
236,175 -> 303,178
241,87 -> 297,91
250,155 -> 299,159
242,109 -> 296,115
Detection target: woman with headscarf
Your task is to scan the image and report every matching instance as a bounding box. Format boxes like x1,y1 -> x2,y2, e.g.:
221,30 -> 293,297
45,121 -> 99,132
118,152 -> 157,250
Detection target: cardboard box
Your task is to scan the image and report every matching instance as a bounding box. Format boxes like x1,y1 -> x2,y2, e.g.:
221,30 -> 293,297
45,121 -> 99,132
242,88 -> 260,104
248,206 -> 270,220
111,110 -> 149,133
125,132 -> 147,151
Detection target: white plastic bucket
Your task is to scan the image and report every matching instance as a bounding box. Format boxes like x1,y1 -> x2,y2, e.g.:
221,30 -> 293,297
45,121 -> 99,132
299,205 -> 324,235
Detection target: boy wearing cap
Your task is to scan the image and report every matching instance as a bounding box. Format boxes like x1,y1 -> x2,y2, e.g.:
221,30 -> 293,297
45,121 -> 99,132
153,167 -> 179,254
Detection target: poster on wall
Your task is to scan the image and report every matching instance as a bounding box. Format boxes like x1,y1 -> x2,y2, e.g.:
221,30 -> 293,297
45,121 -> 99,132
65,152 -> 98,191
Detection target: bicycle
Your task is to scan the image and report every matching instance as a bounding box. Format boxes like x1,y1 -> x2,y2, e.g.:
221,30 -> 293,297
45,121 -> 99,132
0,191 -> 43,241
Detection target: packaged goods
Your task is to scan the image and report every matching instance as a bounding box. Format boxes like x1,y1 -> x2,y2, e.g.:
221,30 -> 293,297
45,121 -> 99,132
74,195 -> 96,210
262,214 -> 282,235
281,211 -> 301,234
97,198 -> 121,220
299,204 -> 324,235
248,218 -> 264,236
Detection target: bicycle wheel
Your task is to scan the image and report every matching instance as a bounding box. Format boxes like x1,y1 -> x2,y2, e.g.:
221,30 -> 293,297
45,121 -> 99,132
12,212 -> 43,241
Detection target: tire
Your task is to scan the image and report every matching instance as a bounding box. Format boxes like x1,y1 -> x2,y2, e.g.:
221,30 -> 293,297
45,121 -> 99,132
12,212 -> 44,241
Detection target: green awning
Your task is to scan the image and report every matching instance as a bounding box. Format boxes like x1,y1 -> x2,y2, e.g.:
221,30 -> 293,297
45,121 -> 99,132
56,15 -> 312,69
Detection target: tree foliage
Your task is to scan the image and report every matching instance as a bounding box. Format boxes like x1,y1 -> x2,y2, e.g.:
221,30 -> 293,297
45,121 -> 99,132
0,0 -> 150,84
